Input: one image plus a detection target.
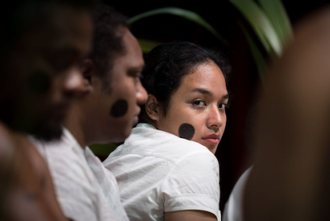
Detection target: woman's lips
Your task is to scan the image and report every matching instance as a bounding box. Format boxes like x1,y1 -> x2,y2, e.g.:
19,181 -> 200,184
202,134 -> 220,145
202,138 -> 219,145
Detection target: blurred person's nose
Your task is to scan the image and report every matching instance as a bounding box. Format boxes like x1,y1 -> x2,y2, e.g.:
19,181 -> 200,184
62,66 -> 90,100
136,80 -> 148,105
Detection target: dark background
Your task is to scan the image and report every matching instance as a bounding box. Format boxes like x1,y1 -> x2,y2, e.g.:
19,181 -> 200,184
102,0 -> 329,212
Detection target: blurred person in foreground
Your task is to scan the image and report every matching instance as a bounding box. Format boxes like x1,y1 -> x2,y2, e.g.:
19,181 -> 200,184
243,5 -> 330,221
32,4 -> 147,221
0,0 -> 95,220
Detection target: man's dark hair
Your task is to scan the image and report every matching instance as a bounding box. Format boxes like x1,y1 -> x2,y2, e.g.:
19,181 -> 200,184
140,41 -> 231,123
0,0 -> 98,77
88,4 -> 129,89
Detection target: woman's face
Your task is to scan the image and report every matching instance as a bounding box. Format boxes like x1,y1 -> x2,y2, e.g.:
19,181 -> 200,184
156,61 -> 228,153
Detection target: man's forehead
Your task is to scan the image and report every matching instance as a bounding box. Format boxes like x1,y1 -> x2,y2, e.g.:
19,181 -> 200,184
115,36 -> 144,70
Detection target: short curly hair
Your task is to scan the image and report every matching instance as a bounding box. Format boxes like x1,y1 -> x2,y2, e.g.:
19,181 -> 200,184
88,4 -> 129,89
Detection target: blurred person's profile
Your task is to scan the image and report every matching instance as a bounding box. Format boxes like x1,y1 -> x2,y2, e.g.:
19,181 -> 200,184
244,5 -> 330,221
0,0 -> 96,220
0,1 -> 94,141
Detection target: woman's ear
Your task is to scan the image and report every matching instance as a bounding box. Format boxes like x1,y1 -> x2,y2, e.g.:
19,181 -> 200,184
145,94 -> 160,122
79,58 -> 94,93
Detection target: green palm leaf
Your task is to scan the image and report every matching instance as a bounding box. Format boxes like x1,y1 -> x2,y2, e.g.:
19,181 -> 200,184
257,0 -> 293,47
137,39 -> 161,53
129,7 -> 228,46
240,23 -> 267,83
229,0 -> 282,56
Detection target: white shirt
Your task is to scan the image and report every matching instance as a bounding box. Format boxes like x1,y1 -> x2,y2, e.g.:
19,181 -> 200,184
222,166 -> 253,221
32,128 -> 129,221
103,123 -> 221,221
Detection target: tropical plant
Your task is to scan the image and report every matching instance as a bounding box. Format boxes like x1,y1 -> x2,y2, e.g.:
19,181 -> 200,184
128,0 -> 293,83
128,7 -> 229,52
229,0 -> 293,82
89,0 -> 293,157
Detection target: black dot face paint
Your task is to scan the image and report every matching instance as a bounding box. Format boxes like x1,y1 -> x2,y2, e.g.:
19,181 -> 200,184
27,72 -> 51,94
110,99 -> 128,118
178,123 -> 195,140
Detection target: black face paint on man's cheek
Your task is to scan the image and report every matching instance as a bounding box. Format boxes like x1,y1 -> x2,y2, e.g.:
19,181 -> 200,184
178,123 -> 195,140
110,99 -> 128,117
27,72 -> 51,94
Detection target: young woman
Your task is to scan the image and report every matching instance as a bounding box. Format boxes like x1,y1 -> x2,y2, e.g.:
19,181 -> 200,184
103,41 -> 230,221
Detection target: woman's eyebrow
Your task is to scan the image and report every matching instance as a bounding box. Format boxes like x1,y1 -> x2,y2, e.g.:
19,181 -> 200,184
191,88 -> 229,99
223,94 -> 229,99
191,88 -> 212,96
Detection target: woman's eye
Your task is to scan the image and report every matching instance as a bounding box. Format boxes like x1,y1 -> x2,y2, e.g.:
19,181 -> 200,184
218,103 -> 227,109
192,100 -> 206,107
